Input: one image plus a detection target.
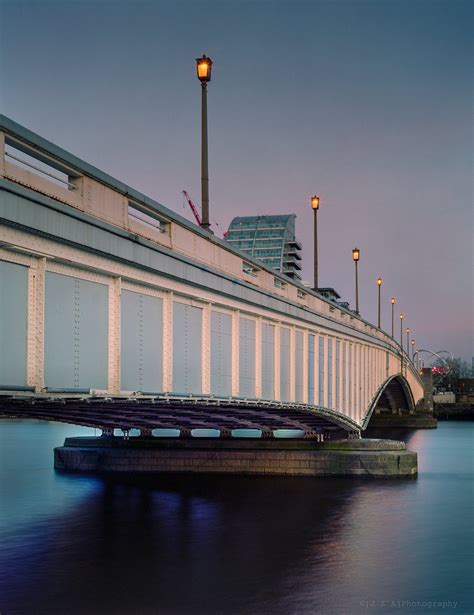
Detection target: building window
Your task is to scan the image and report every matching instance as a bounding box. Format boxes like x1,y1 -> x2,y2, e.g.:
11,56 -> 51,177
274,278 -> 287,289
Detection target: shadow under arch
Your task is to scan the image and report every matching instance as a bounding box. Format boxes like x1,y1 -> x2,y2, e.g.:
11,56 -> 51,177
362,374 -> 416,430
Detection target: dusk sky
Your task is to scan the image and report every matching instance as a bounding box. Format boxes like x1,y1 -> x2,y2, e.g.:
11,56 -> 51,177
1,0 -> 472,360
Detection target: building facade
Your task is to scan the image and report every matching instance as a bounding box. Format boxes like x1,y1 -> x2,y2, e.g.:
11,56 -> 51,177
225,215 -> 302,279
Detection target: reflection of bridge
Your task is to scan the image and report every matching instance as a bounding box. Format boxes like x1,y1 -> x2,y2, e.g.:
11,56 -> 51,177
0,116 -> 423,438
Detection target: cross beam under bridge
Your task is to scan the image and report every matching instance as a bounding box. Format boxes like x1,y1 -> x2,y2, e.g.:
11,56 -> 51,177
0,393 -> 361,439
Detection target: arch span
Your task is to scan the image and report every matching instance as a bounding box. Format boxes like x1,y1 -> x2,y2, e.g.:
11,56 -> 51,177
362,374 -> 415,429
0,394 -> 362,439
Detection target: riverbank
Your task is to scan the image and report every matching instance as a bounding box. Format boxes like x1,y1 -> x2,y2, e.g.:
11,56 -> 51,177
55,436 -> 417,477
434,403 -> 473,421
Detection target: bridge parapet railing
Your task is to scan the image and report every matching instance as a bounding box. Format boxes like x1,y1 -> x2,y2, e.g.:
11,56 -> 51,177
1,117 -> 413,365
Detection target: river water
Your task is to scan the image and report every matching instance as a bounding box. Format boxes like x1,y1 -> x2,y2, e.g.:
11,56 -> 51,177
0,420 -> 472,615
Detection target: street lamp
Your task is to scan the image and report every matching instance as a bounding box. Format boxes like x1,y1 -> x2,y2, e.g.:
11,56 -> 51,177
391,297 -> 396,338
377,277 -> 383,328
311,195 -> 320,290
400,313 -> 404,369
411,339 -> 415,362
196,54 -> 213,232
352,248 -> 360,314
406,327 -> 410,357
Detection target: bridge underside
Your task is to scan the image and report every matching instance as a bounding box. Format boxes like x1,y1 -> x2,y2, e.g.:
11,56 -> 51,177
373,376 -> 415,415
0,395 -> 359,439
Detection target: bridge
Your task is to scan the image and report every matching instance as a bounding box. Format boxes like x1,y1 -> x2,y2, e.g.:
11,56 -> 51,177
0,115 -> 424,439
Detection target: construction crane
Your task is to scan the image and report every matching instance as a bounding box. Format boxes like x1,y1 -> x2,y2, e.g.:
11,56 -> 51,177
182,190 -> 202,226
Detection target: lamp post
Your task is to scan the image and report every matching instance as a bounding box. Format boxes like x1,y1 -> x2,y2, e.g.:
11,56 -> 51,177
411,339 -> 415,362
311,195 -> 320,290
391,297 -> 396,338
400,313 -> 404,370
352,248 -> 360,314
406,327 -> 410,357
196,54 -> 213,231
377,277 -> 382,328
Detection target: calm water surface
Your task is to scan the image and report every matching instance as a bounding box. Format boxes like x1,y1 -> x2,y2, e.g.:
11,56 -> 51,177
0,420 -> 472,615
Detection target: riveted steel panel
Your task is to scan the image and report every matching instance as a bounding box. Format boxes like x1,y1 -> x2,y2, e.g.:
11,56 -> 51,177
308,334 -> 315,405
342,341 -> 347,412
261,322 -> 275,400
0,259 -> 27,386
295,330 -> 304,402
318,337 -> 325,405
121,290 -> 163,392
44,272 -> 108,389
211,311 -> 232,397
239,317 -> 256,398
327,338 -> 333,409
172,302 -> 202,394
280,327 -> 291,402
348,344 -> 353,417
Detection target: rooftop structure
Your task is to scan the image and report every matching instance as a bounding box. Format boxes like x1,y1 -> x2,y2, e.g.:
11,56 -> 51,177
318,288 -> 341,301
318,287 -> 351,311
225,215 -> 302,279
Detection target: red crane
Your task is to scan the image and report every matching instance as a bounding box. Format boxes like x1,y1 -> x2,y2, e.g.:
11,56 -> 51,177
182,190 -> 202,226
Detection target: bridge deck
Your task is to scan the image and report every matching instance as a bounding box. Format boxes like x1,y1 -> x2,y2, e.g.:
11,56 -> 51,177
0,395 -> 356,438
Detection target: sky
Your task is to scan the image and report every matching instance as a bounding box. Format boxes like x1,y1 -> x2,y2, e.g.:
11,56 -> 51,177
1,0 -> 472,360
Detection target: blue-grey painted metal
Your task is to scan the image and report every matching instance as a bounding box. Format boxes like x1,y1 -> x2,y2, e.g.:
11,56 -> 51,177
44,272 -> 108,389
210,311 -> 232,397
0,260 -> 27,387
172,302 -> 202,394
121,290 -> 163,392
239,317 -> 256,398
327,338 -> 333,409
318,336 -> 324,406
295,330 -> 304,402
308,334 -> 315,405
261,322 -> 275,400
280,327 -> 291,402
335,339 -> 340,411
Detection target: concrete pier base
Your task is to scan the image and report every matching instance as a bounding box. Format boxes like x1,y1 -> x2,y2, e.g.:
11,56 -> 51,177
55,437 -> 417,478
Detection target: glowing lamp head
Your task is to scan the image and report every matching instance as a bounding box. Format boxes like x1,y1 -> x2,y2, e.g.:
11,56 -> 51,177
406,327 -> 410,334
352,247 -> 360,262
311,195 -> 320,210
391,297 -> 396,305
411,339 -> 415,346
400,313 -> 404,320
377,277 -> 383,286
196,55 -> 213,82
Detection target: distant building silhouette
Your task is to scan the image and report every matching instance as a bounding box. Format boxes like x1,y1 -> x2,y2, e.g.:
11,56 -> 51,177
225,214 -> 302,279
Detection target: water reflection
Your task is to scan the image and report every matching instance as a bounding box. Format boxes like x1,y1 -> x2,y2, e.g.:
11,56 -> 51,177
0,420 -> 472,614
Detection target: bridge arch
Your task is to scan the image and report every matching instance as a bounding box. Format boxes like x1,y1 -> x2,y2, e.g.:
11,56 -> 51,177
362,374 -> 415,428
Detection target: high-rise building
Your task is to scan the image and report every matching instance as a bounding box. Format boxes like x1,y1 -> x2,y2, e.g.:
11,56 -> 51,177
225,214 -> 302,279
